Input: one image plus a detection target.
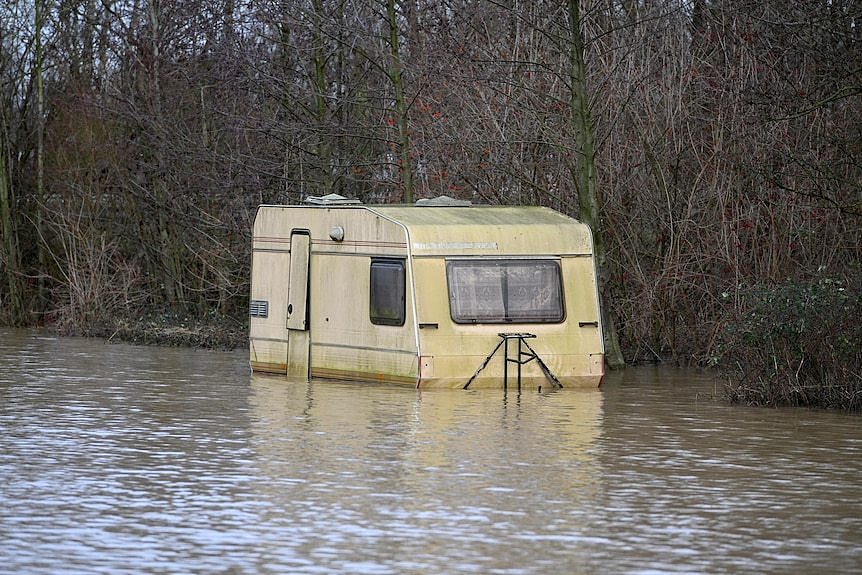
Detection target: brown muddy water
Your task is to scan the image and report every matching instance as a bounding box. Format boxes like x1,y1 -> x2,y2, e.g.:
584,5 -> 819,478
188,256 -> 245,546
1,329 -> 860,574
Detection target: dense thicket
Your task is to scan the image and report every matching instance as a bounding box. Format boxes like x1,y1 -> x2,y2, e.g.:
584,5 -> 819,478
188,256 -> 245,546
717,276 -> 861,410
1,1 -> 860,372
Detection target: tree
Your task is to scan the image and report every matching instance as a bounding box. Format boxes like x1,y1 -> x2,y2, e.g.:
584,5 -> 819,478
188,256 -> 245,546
0,1 -> 34,324
385,0 -> 414,202
567,0 -> 625,368
35,0 -> 47,309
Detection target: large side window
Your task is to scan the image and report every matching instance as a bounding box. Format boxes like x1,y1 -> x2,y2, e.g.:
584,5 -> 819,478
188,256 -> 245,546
447,259 -> 564,324
370,259 -> 406,326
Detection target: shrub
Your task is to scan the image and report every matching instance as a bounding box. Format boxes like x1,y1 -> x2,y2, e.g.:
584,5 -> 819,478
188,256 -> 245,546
715,276 -> 862,410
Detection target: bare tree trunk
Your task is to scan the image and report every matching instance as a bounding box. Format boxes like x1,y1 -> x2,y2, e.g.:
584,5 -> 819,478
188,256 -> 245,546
0,121 -> 25,324
386,0 -> 413,203
35,0 -> 48,313
82,0 -> 97,80
147,0 -> 183,305
97,1 -> 111,92
568,0 -> 625,369
312,0 -> 333,195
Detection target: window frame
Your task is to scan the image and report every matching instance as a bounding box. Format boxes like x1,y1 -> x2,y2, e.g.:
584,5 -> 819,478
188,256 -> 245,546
369,258 -> 407,327
446,258 -> 565,325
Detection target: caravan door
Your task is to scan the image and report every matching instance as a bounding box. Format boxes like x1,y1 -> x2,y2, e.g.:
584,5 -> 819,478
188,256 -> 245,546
286,230 -> 310,378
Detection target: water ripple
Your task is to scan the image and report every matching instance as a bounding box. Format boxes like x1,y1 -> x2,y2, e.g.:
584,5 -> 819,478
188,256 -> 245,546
1,331 -> 861,574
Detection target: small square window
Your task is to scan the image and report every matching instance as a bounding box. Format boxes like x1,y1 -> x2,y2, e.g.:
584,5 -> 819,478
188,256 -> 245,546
370,259 -> 406,326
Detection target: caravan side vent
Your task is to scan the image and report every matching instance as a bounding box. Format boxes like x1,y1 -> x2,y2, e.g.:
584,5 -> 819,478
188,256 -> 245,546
249,300 -> 269,318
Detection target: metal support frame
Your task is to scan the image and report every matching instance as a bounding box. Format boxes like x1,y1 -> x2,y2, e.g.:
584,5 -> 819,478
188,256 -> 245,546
463,333 -> 562,390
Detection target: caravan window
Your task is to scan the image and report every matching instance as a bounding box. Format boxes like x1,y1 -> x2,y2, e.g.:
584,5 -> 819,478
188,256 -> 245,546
447,259 -> 564,324
370,259 -> 406,326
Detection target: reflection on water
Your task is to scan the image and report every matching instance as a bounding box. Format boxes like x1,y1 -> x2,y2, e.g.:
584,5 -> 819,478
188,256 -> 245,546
247,376 -> 604,574
1,329 -> 861,574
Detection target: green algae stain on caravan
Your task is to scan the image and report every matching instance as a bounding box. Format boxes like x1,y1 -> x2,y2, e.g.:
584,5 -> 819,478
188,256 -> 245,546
249,195 -> 604,389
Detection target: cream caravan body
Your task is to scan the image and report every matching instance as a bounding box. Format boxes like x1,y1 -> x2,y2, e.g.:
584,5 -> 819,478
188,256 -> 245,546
249,197 -> 605,388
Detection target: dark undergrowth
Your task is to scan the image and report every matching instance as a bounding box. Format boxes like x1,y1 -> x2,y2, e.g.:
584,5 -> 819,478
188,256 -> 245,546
53,308 -> 247,351
714,275 -> 862,411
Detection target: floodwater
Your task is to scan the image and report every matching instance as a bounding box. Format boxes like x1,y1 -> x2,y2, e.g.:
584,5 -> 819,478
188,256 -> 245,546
1,329 -> 860,574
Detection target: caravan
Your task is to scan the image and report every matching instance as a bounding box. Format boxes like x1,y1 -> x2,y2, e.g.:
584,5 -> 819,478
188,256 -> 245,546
249,196 -> 604,389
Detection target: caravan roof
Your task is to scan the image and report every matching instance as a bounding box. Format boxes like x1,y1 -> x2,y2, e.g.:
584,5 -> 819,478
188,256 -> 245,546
366,205 -> 594,257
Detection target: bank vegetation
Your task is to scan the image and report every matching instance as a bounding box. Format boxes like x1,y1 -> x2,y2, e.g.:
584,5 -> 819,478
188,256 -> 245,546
1,1 -> 859,407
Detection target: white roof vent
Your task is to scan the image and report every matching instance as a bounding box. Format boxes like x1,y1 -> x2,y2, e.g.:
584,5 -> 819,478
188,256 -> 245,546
415,195 -> 472,207
304,193 -> 362,206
